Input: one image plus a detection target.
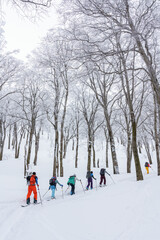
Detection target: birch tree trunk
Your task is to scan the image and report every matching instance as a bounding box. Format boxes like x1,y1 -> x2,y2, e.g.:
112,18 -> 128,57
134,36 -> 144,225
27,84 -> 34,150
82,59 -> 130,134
26,117 -> 35,169
104,127 -> 109,168
0,118 -> 3,161
53,116 -> 59,177
0,118 -> 6,161
15,129 -> 23,159
13,123 -> 18,159
60,83 -> 68,177
33,127 -> 41,166
92,135 -> 96,168
104,111 -> 119,174
153,94 -> 160,175
8,125 -> 11,149
72,138 -> 74,151
143,137 -> 152,165
75,121 -> 79,168
127,132 -> 132,173
87,129 -> 92,171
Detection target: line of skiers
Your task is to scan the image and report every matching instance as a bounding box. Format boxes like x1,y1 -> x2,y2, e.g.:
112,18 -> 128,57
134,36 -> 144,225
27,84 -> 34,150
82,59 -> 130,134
26,162 -> 152,204
25,168 -> 110,205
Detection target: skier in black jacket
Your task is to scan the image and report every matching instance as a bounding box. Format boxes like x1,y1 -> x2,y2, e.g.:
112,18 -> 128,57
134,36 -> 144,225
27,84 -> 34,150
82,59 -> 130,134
99,168 -> 110,186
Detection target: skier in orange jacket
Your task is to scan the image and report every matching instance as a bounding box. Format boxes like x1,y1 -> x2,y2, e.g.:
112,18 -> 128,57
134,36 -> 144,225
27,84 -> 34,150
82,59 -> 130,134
26,172 -> 39,204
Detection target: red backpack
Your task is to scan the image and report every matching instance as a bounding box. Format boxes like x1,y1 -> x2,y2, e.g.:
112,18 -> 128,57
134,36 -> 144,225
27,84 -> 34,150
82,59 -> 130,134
30,175 -> 36,185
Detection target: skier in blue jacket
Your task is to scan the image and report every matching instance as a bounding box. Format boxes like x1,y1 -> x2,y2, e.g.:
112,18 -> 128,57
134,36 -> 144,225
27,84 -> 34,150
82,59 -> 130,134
49,177 -> 63,199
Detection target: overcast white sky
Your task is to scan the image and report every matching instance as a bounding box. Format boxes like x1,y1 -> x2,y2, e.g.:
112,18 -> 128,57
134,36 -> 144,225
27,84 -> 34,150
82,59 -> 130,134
2,3 -> 59,60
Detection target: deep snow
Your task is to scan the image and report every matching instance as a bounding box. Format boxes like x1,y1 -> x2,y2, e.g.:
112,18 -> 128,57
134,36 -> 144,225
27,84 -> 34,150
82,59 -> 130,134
1,135 -> 160,240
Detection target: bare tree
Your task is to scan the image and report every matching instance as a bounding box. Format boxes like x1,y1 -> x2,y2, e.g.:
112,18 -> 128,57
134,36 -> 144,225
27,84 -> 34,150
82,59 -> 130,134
33,124 -> 41,165
0,114 -> 6,160
5,0 -> 53,16
79,88 -> 99,171
115,38 -> 146,180
62,116 -> 76,160
84,64 -> 120,174
116,98 -> 132,173
0,101 -> 11,160
12,70 -> 44,171
61,0 -> 160,176
35,29 -> 74,176
10,0 -> 52,6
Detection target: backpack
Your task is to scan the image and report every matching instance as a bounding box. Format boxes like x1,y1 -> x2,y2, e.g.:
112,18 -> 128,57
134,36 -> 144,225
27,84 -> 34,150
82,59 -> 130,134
86,171 -> 91,179
145,162 -> 149,167
100,168 -> 105,175
26,175 -> 31,185
49,177 -> 57,186
67,176 -> 75,185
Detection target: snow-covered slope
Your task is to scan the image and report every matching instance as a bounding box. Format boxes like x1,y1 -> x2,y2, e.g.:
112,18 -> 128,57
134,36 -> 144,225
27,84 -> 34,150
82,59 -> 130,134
1,136 -> 160,240
1,158 -> 160,240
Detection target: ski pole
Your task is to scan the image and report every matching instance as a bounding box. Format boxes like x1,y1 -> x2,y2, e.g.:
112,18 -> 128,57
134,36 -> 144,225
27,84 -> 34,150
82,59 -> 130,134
65,186 -> 70,193
110,175 -> 115,184
150,166 -> 155,172
61,186 -> 64,198
37,187 -> 43,205
80,180 -> 85,193
42,189 -> 50,198
150,167 -> 156,173
95,179 -> 98,191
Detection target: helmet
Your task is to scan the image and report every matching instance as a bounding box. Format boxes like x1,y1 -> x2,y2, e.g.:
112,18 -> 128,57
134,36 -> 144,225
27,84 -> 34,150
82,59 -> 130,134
33,172 -> 36,175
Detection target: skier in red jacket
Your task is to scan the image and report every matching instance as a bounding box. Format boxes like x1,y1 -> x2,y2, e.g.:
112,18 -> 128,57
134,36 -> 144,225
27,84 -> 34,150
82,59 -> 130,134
26,172 -> 39,204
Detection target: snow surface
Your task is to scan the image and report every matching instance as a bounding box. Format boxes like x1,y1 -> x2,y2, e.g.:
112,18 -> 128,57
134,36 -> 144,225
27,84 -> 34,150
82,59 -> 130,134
1,134 -> 160,240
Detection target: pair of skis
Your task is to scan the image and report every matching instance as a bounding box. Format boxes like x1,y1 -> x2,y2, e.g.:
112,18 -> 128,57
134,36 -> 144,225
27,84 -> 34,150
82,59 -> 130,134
21,202 -> 41,207
22,186 -> 43,207
21,197 -> 56,207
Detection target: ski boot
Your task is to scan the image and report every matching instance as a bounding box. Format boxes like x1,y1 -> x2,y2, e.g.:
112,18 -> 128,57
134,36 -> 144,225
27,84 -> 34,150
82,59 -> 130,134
26,198 -> 30,205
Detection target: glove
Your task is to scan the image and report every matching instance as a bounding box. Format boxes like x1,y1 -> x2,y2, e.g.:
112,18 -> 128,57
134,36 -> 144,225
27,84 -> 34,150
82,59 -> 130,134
37,185 -> 39,190
61,185 -> 63,187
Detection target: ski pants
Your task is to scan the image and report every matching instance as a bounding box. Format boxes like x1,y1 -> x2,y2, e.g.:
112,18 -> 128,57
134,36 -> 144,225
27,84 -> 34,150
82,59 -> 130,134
27,185 -> 37,200
145,167 -> 149,174
87,178 -> 93,189
100,175 -> 106,185
70,183 -> 75,195
50,185 -> 56,198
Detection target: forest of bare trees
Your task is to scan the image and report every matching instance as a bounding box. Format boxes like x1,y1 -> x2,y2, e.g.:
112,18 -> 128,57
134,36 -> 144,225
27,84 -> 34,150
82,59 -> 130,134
0,0 -> 160,181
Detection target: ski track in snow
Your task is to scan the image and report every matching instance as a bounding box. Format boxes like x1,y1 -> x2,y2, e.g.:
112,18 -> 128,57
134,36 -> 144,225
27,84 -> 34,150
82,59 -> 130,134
0,185 -> 111,240
0,204 -> 24,240
1,177 -> 160,240
0,202 -> 66,240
